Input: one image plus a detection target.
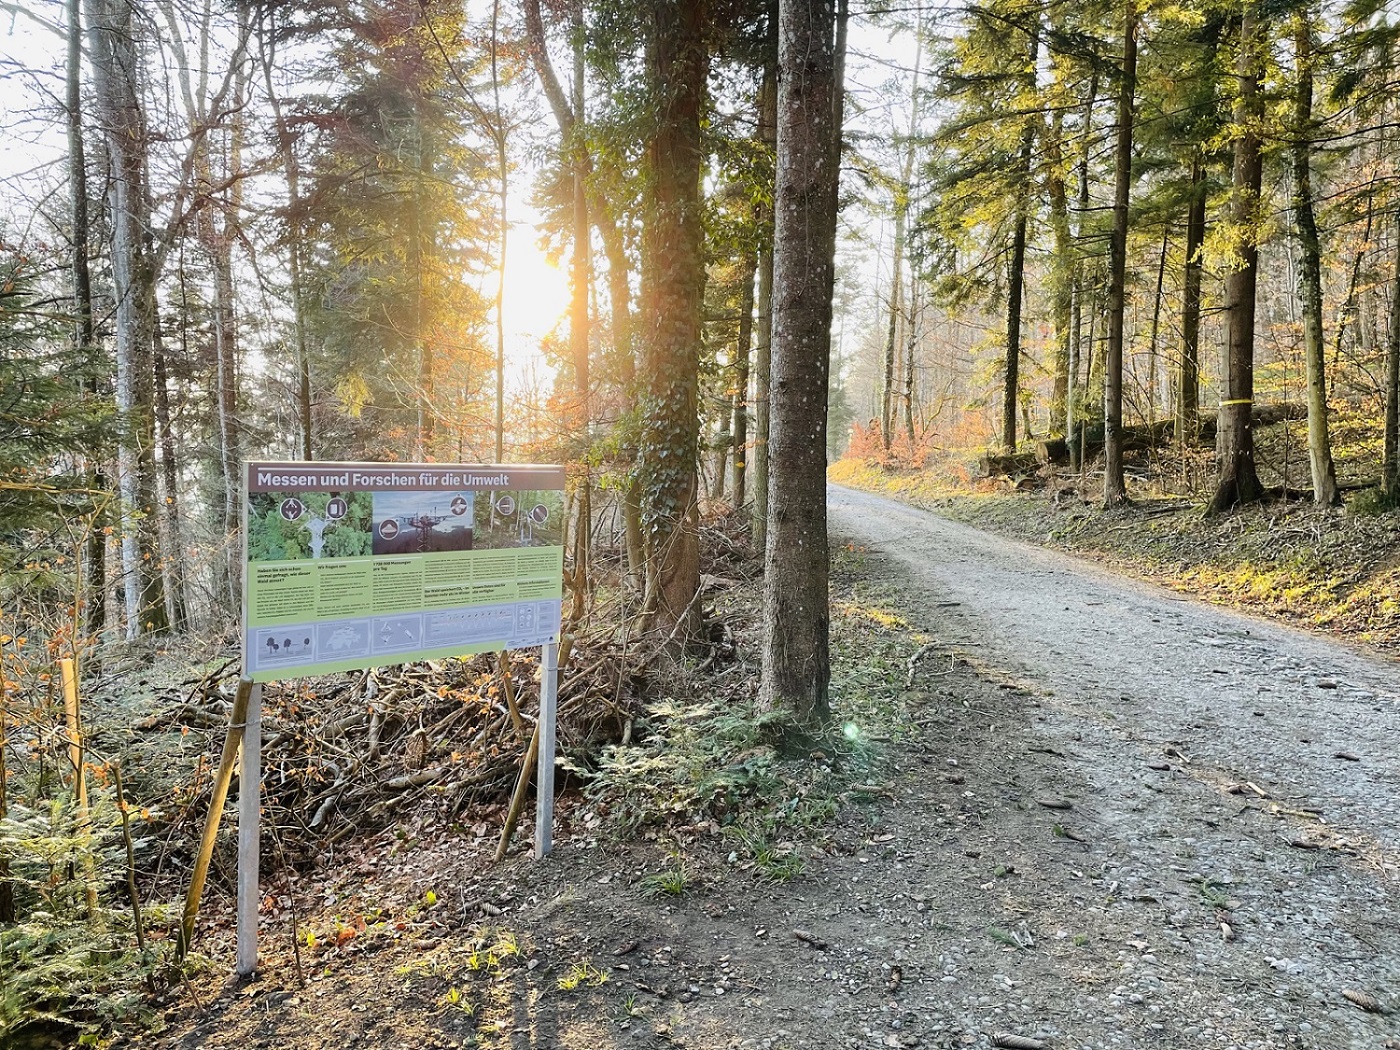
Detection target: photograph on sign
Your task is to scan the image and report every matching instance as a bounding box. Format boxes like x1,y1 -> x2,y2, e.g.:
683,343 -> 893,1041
243,462 -> 565,682
474,487 -> 564,549
370,490 -> 475,554
247,490 -> 374,561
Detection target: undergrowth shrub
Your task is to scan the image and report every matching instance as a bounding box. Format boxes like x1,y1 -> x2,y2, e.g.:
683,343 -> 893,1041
0,792 -> 166,1043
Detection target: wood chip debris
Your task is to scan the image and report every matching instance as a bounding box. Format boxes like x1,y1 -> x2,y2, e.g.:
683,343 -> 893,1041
613,939 -> 640,956
849,784 -> 892,798
793,929 -> 829,950
1333,751 -> 1361,762
991,1034 -> 1047,1049
1215,909 -> 1236,943
1035,798 -> 1073,811
1342,988 -> 1384,1013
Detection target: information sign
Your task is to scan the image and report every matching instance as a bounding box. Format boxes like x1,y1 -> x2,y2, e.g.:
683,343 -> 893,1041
242,461 -> 566,682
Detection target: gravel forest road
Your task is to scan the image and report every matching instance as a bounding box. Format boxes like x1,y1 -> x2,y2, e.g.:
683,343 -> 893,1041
828,482 -> 1400,1045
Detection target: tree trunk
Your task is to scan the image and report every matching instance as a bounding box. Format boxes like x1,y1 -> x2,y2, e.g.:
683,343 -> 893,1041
881,210 -> 905,451
151,309 -> 188,631
1068,72 -> 1097,470
752,61 -> 777,551
67,0 -> 106,640
1290,13 -> 1340,506
257,8 -> 313,459
732,248 -> 757,508
521,0 -> 638,581
1209,1 -> 1267,514
1178,155 -> 1206,443
1103,1 -> 1136,507
761,0 -> 838,734
1047,105 -> 1072,436
1384,209 -> 1400,498
567,0 -> 592,617
1146,223 -> 1168,420
1003,25 -> 1039,454
639,0 -> 707,641
903,278 -> 920,447
1004,201 -> 1031,452
0,685 -> 10,923
85,0 -> 167,637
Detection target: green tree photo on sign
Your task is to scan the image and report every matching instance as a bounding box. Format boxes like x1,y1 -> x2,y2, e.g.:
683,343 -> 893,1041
246,492 -> 374,562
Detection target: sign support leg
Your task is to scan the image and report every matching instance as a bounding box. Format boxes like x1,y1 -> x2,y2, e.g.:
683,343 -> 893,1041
236,682 -> 262,976
534,642 -> 559,858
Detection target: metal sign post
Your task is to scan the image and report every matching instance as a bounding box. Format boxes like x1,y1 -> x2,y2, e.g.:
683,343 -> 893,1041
236,683 -> 261,976
534,641 -> 559,858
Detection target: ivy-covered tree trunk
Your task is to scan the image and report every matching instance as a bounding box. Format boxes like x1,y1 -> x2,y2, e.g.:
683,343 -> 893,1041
760,0 -> 840,733
638,0 -> 707,640
1290,12 -> 1339,506
1209,0 -> 1267,514
1103,0 -> 1137,507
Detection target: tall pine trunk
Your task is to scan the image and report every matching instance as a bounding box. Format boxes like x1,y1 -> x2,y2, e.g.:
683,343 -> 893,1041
732,249 -> 757,508
1047,105 -> 1073,436
1210,1 -> 1267,513
1103,1 -> 1137,506
67,0 -> 105,641
1002,24 -> 1039,453
1383,209 -> 1400,498
752,60 -> 777,551
761,0 -> 840,733
1178,156 -> 1207,443
1290,12 -> 1339,506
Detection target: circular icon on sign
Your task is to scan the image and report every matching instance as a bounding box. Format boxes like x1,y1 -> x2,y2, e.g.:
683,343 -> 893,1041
450,495 -> 469,516
279,497 -> 305,522
529,503 -> 549,525
494,494 -> 516,517
378,518 -> 400,540
325,496 -> 348,520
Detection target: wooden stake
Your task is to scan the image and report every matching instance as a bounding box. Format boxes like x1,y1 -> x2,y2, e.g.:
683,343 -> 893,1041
59,657 -> 98,917
494,717 -> 541,862
111,761 -> 146,954
176,678 -> 252,961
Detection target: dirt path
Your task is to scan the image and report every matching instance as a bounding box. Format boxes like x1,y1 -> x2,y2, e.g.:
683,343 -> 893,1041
140,490 -> 1400,1050
829,482 -> 1400,1045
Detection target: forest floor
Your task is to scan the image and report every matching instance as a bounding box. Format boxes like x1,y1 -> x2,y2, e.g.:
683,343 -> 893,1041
111,484 -> 1400,1050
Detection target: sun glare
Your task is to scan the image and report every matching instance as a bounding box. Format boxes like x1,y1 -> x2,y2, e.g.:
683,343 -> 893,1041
498,224 -> 571,384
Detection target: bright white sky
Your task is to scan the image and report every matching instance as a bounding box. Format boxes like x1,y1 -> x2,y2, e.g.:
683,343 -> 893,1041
0,3 -> 920,397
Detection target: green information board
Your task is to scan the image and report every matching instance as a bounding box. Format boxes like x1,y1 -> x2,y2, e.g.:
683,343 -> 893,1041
242,461 -> 565,682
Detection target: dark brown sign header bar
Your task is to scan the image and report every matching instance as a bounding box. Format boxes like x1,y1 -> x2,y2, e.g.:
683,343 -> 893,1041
245,461 -> 566,493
